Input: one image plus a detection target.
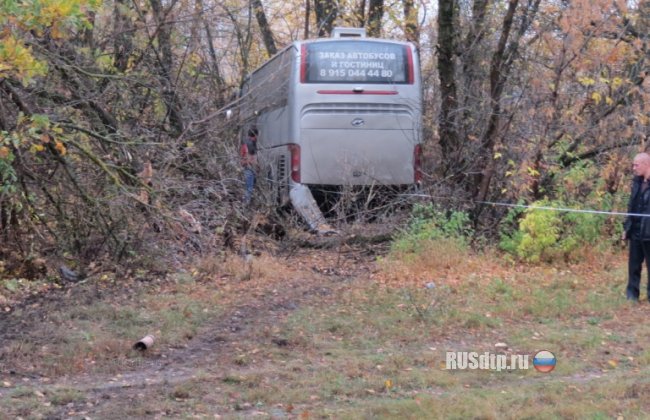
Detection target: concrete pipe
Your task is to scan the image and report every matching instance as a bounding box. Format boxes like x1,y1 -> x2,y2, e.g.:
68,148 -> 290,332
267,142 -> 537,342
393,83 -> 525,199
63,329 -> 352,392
133,334 -> 155,351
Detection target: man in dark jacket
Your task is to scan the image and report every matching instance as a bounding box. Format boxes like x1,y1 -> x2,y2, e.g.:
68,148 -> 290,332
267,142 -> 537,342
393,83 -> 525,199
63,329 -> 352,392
623,152 -> 650,301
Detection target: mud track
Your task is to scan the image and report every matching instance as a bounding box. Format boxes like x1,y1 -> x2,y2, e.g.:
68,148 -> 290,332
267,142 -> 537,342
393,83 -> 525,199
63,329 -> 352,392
0,233 -> 385,415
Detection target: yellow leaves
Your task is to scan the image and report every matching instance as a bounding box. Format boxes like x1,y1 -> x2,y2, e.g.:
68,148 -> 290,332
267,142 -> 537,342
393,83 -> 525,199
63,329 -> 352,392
26,0 -> 99,31
186,52 -> 203,76
384,379 -> 393,391
2,114 -> 67,157
591,92 -> 602,104
612,77 -> 624,88
577,76 -> 595,87
0,35 -> 48,85
0,146 -> 10,159
42,0 -> 76,22
0,0 -> 101,83
575,73 -> 624,107
527,167 -> 540,177
40,11 -> 70,39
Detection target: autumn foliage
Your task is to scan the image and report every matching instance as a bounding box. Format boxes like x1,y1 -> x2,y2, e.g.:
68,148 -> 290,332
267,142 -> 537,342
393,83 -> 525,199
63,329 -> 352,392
0,0 -> 649,277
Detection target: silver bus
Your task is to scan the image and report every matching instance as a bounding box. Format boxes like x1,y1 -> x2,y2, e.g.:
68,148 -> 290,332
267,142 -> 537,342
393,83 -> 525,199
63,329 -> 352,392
238,28 -> 422,227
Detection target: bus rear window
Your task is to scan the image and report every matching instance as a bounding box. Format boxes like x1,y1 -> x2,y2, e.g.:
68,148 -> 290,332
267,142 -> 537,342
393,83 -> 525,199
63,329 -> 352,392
302,41 -> 412,84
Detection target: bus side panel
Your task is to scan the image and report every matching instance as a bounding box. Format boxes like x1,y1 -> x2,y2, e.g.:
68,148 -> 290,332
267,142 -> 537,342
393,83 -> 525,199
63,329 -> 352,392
240,46 -> 294,146
256,106 -> 290,148
259,145 -> 291,205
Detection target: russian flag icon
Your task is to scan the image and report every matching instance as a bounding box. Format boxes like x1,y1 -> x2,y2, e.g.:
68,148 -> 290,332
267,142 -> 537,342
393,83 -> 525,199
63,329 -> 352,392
533,350 -> 556,373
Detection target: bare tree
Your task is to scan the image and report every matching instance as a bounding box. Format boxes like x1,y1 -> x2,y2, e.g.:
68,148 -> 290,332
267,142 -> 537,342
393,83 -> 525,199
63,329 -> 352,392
475,0 -> 541,204
149,0 -> 185,136
252,0 -> 278,56
437,0 -> 460,175
195,0 -> 227,104
315,0 -> 338,37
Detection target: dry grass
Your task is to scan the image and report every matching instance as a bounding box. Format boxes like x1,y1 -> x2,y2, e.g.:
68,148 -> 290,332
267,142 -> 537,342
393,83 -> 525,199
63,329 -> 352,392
0,246 -> 305,385
0,270 -> 227,378
1,242 -> 647,419
196,252 -> 296,283
378,237 -> 471,285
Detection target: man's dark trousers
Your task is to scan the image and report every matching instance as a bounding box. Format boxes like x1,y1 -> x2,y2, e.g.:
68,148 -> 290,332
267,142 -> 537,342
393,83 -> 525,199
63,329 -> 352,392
628,238 -> 650,300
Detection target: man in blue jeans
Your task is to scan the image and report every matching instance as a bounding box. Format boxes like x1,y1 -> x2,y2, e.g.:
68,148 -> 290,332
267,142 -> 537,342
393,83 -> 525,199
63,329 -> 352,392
623,152 -> 650,301
240,128 -> 258,205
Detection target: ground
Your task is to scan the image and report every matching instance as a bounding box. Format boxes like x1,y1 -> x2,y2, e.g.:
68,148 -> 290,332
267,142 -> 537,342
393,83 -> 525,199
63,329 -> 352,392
1,224 -> 649,419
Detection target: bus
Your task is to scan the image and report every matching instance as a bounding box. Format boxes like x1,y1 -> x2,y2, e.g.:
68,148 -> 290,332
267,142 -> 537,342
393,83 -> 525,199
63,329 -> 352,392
237,27 -> 422,226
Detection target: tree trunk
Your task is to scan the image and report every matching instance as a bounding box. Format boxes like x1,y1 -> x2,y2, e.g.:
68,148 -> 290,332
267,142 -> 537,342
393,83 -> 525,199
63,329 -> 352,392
474,0 -> 545,205
81,11 -> 95,48
403,0 -> 419,45
223,3 -> 254,85
473,0 -> 518,203
314,0 -> 337,37
149,0 -> 185,136
638,0 -> 650,63
195,0 -> 226,104
357,0 -> 366,28
304,0 -> 311,39
113,0 -> 133,73
251,0 -> 277,56
367,0 -> 384,37
461,0 -> 489,120
437,0 -> 460,174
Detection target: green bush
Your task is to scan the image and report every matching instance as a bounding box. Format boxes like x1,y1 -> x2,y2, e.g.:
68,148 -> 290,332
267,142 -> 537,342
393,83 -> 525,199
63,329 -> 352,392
516,202 -> 561,262
499,199 -> 608,263
0,131 -> 18,201
498,159 -> 622,263
391,203 -> 472,255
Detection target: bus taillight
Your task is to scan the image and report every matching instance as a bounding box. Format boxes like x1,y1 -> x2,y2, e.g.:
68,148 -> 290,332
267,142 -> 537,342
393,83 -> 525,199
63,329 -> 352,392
289,144 -> 301,182
300,45 -> 307,83
406,46 -> 414,85
414,144 -> 422,184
